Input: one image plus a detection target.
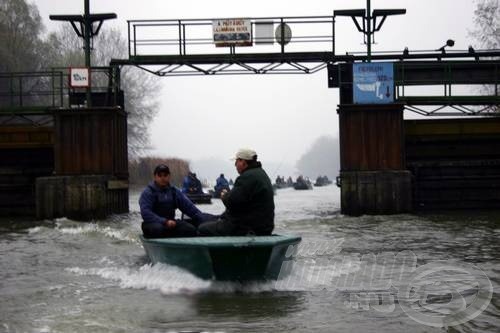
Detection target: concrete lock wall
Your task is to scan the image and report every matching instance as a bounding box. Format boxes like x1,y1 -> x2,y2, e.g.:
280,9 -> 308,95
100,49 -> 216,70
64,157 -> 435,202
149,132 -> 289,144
338,104 -> 412,216
340,170 -> 412,215
35,107 -> 130,221
36,175 -> 128,221
0,125 -> 55,216
405,118 -> 500,210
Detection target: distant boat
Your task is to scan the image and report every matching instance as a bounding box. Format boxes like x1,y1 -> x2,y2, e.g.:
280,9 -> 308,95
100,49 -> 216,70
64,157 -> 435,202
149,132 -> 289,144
293,182 -> 313,190
140,234 -> 302,281
293,177 -> 313,190
186,192 -> 212,204
314,176 -> 333,187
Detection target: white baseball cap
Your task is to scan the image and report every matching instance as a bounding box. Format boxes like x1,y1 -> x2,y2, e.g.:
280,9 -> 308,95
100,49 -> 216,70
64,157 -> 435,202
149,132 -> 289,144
233,148 -> 257,160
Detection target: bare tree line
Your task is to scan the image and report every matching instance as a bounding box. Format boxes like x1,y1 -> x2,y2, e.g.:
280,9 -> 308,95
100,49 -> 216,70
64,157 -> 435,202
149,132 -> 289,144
0,0 -> 160,158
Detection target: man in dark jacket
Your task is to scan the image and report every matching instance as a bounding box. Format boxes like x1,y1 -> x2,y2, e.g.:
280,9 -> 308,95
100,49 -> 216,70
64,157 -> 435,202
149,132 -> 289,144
139,164 -> 207,238
198,148 -> 275,236
182,172 -> 203,194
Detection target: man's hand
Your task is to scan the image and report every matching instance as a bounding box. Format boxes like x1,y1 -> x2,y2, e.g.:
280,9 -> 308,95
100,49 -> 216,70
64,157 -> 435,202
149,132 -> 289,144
220,189 -> 228,198
164,219 -> 176,229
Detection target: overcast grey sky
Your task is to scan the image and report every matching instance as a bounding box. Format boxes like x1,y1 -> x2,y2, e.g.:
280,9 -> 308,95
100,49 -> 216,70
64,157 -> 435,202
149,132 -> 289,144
35,0 -> 476,167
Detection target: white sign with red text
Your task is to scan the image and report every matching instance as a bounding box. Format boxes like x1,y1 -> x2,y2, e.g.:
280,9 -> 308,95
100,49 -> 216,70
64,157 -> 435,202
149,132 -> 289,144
69,67 -> 90,88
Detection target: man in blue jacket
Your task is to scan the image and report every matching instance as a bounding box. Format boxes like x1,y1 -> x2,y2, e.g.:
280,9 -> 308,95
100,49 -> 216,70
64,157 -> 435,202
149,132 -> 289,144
198,148 -> 275,236
139,164 -> 208,238
214,173 -> 230,198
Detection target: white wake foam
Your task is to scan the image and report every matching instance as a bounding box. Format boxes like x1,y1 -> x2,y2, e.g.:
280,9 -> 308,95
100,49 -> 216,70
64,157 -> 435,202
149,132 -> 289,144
55,222 -> 139,243
66,256 -> 359,294
67,264 -> 211,294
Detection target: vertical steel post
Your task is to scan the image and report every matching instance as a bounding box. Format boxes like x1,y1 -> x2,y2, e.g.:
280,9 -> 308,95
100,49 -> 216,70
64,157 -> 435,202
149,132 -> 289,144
332,14 -> 336,56
84,0 -> 92,106
9,73 -> 13,107
496,64 -> 498,98
366,0 -> 371,62
127,21 -> 131,57
178,20 -> 182,55
19,76 -> 22,107
133,25 -> 137,56
59,71 -> 63,107
182,23 -> 186,55
51,69 -> 55,107
280,18 -> 285,54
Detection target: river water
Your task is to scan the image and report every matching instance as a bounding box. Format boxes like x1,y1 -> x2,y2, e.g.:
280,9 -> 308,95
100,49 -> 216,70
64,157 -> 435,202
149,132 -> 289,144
1,185 -> 499,333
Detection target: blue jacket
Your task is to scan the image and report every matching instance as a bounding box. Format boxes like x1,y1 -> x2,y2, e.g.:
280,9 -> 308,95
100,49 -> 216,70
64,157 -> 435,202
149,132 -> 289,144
139,181 -> 203,225
216,176 -> 229,187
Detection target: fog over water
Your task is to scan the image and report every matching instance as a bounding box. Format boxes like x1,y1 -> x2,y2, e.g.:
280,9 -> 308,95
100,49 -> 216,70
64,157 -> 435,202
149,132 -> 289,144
34,0 -> 477,170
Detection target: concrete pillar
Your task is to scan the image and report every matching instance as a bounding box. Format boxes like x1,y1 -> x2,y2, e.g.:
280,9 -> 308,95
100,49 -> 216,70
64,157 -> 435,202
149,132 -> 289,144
36,175 -> 128,221
36,107 -> 130,221
340,170 -> 412,216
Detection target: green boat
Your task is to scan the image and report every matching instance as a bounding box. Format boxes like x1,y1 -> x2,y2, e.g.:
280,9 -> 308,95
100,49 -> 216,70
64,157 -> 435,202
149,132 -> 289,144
140,234 -> 301,281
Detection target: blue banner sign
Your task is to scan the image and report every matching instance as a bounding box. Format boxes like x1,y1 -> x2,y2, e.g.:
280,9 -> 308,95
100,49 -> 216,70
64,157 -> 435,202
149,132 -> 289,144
353,62 -> 394,104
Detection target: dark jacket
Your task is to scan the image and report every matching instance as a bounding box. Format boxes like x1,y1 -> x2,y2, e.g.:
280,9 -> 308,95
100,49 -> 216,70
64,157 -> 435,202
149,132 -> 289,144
221,161 -> 274,235
182,174 -> 203,194
139,181 -> 203,225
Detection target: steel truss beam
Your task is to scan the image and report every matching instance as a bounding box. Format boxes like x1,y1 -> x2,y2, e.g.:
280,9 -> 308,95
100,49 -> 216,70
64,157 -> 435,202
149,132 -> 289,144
0,113 -> 53,127
111,50 -> 500,76
403,104 -> 498,117
133,61 -> 328,76
114,15 -> 500,116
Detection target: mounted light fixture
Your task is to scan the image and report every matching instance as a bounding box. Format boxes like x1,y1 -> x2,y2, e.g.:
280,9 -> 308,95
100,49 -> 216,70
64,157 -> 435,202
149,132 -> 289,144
437,39 -> 455,53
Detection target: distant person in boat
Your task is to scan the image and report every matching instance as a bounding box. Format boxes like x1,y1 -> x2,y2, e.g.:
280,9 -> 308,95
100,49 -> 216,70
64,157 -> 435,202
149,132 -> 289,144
214,173 -> 230,197
275,175 -> 286,187
198,148 -> 275,236
139,164 -> 212,238
182,172 -> 203,194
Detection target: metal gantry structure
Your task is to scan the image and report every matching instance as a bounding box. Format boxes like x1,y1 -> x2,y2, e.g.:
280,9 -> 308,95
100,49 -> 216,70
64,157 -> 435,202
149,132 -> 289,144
114,16 -> 338,76
0,4 -> 498,118
0,67 -> 122,127
110,14 -> 500,117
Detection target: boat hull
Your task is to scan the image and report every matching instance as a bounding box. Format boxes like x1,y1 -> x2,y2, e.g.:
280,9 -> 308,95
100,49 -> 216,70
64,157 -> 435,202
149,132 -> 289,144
293,183 -> 312,190
186,193 -> 212,204
140,235 -> 301,281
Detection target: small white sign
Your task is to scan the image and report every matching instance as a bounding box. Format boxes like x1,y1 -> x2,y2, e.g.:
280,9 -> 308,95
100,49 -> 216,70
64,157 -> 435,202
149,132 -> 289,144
70,67 -> 90,88
212,18 -> 252,47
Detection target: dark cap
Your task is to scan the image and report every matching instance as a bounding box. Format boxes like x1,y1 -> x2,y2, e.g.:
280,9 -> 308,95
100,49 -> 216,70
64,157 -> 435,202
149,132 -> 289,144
154,164 -> 170,175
